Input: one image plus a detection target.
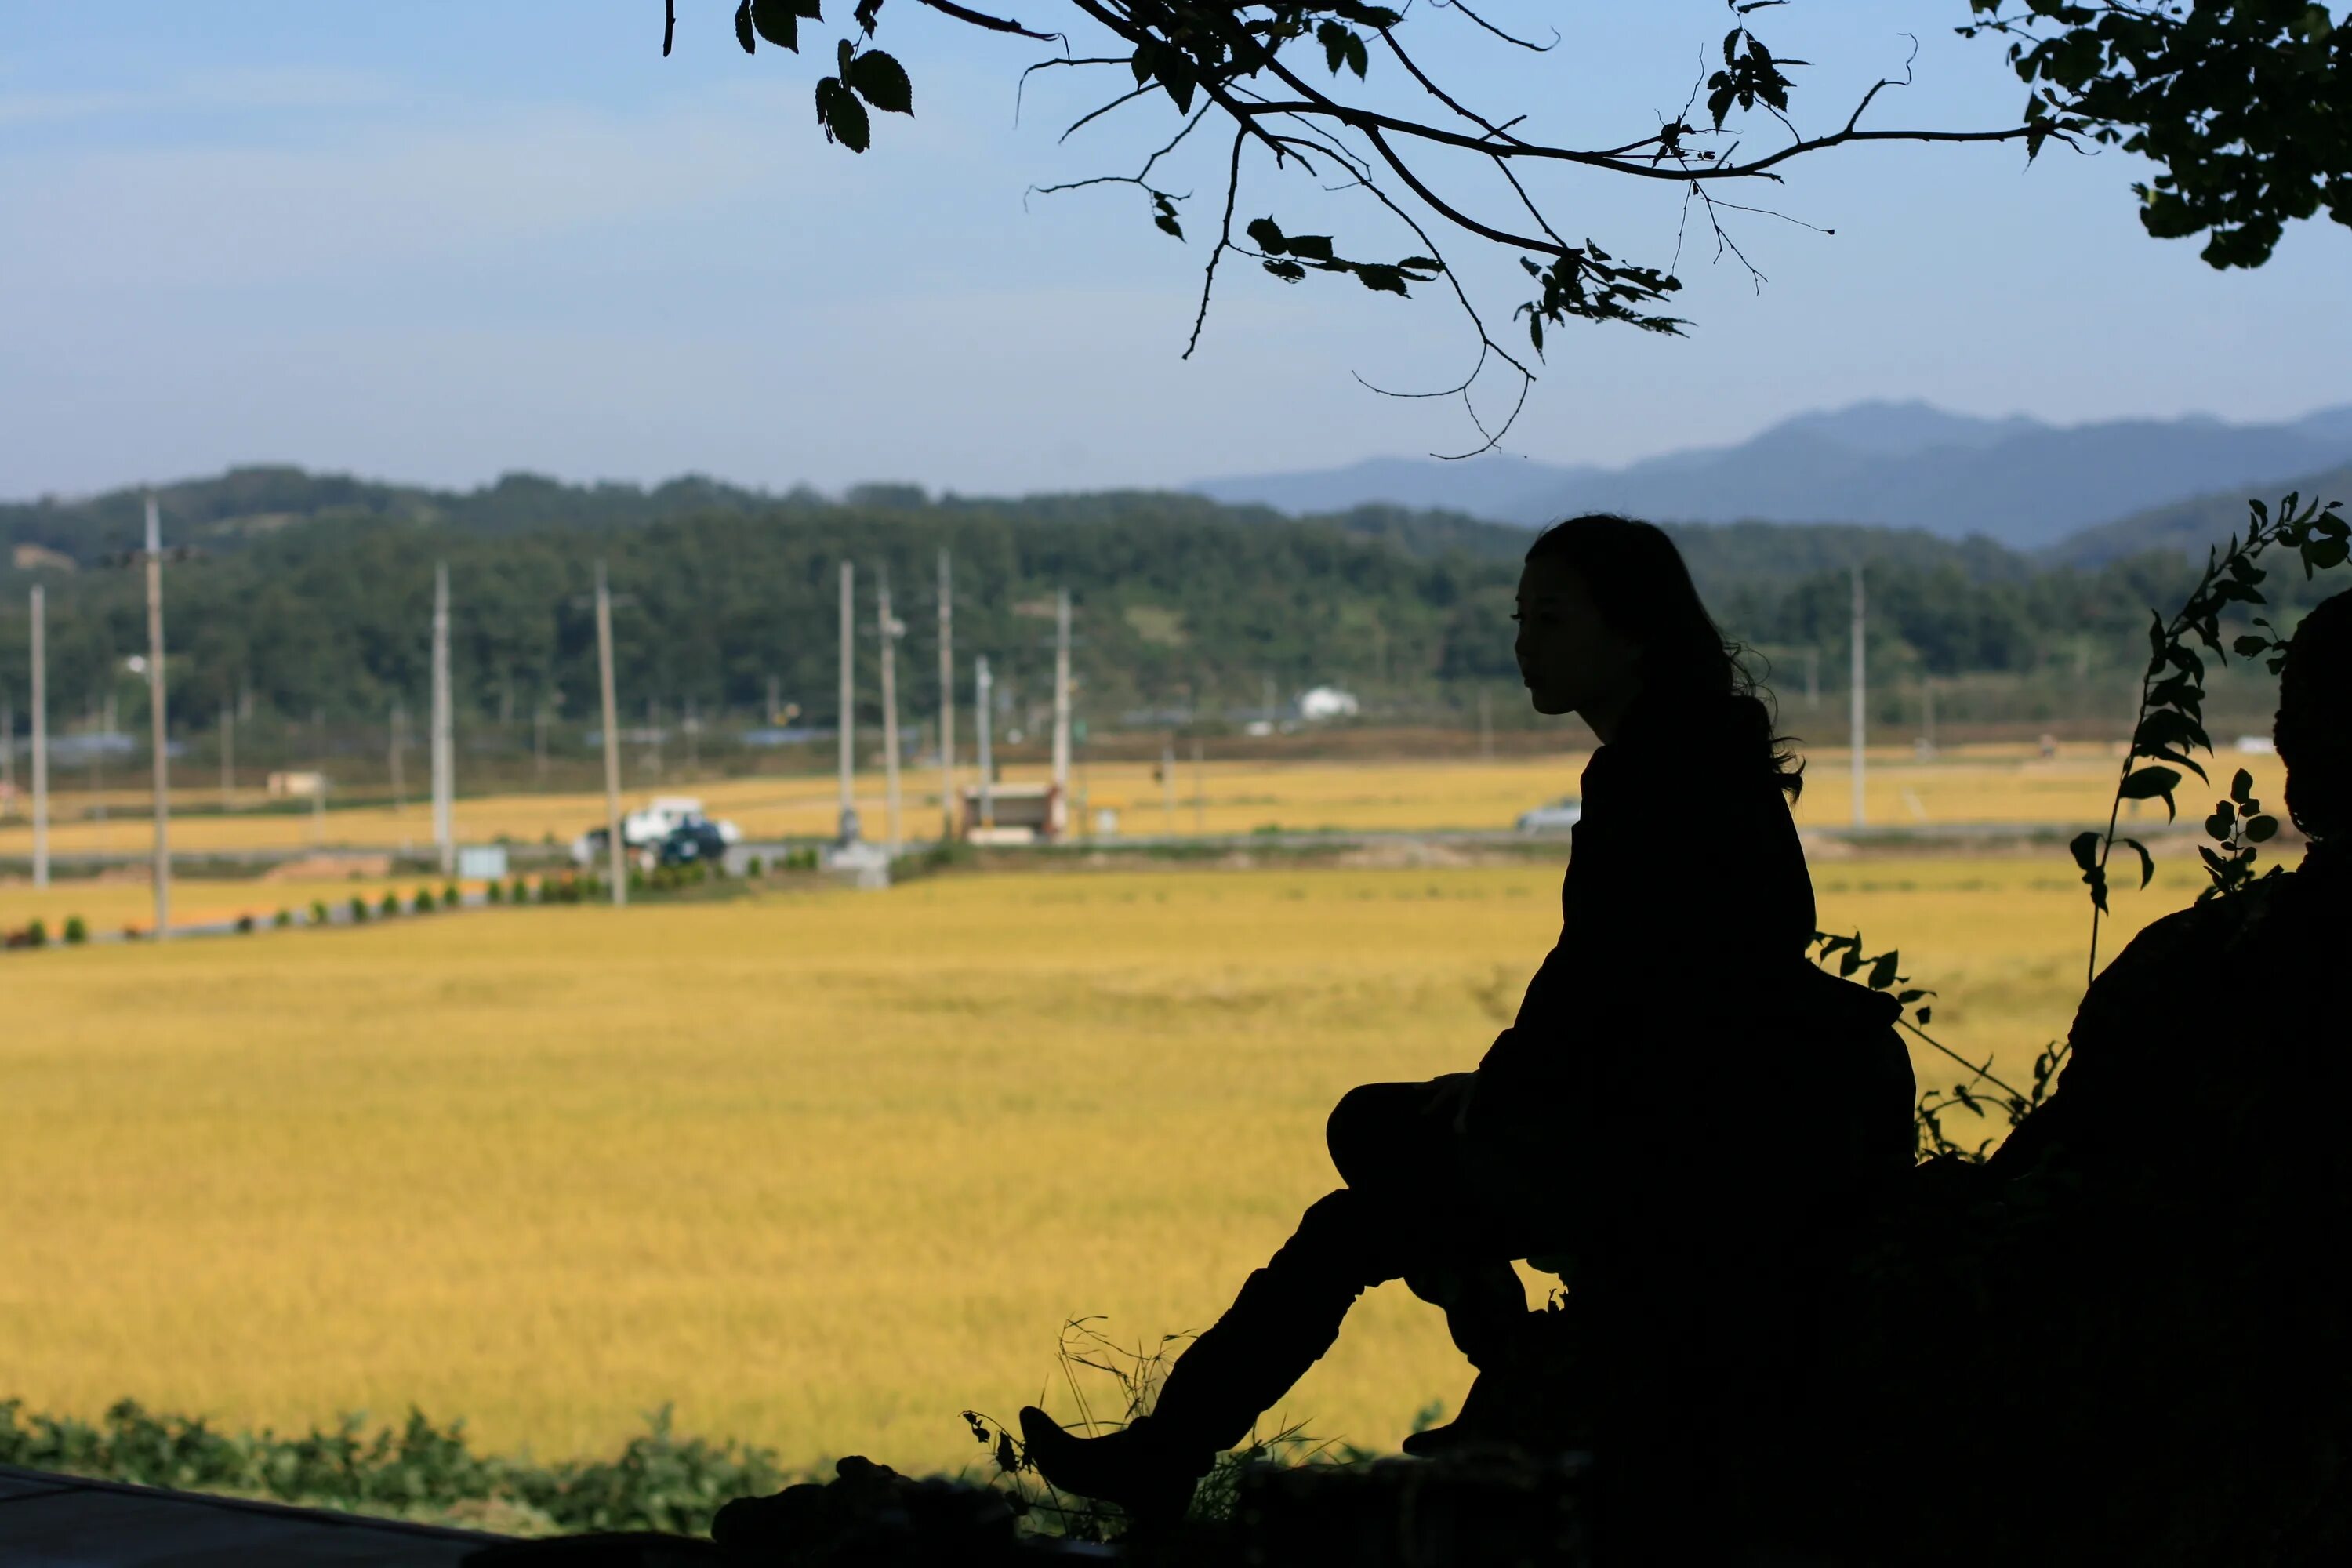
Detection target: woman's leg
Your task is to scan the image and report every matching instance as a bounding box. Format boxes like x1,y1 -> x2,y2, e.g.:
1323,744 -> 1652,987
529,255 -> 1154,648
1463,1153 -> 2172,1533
1022,1079 -> 1552,1518
1327,1080 -> 1531,1367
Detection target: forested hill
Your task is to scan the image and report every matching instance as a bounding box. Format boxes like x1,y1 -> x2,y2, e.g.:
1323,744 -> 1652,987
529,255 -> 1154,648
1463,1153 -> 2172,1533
0,467 -> 2339,734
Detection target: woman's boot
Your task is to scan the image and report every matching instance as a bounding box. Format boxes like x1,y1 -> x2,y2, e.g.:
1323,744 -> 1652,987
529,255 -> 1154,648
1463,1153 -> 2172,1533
1021,1190 -> 1385,1523
1015,1407 -> 1211,1526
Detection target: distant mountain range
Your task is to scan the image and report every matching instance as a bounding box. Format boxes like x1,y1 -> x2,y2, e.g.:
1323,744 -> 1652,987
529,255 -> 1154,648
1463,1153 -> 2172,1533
1191,400 -> 2352,551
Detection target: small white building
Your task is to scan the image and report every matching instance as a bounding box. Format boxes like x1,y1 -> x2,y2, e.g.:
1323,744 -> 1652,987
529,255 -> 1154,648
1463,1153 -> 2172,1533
1298,685 -> 1361,722
960,782 -> 1065,844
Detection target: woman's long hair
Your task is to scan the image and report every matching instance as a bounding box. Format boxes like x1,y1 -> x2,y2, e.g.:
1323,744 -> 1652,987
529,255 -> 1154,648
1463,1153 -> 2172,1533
1525,514 -> 1805,800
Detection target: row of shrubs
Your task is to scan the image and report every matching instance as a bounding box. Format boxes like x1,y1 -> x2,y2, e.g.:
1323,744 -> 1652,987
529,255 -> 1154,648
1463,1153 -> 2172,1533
3,846 -> 840,952
0,1396 -> 790,1537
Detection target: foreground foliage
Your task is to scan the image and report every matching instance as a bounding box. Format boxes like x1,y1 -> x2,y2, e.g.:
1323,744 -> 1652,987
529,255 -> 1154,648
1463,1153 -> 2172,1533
0,1398 -> 784,1537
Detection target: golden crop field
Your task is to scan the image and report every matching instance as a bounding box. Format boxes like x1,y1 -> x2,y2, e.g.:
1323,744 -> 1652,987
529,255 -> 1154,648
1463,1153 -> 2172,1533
0,846 -> 2230,1481
0,741 -> 2288,867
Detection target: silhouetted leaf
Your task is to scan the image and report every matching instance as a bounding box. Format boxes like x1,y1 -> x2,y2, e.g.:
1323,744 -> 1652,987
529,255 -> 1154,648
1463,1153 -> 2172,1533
752,0 -> 801,49
1283,234 -> 1335,261
2069,830 -> 2102,874
848,49 -> 913,113
1246,216 -> 1287,253
735,0 -> 757,53
817,78 -> 871,151
2119,766 -> 2180,800
1867,951 -> 1900,990
2248,815 -> 2279,842
2118,837 -> 2155,889
1261,258 -> 1307,282
1355,263 -> 1409,295
1318,19 -> 1349,74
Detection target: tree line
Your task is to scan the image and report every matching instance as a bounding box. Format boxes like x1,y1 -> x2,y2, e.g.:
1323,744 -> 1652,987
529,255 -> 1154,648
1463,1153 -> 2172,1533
0,469 -> 2338,739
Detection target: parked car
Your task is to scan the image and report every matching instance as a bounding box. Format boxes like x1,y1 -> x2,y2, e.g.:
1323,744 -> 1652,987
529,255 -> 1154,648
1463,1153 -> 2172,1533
1515,796 -> 1583,833
571,795 -> 739,867
656,820 -> 730,867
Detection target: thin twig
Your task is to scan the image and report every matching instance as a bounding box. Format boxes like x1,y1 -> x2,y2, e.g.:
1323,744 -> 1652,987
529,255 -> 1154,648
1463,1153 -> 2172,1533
1183,128 -> 1250,360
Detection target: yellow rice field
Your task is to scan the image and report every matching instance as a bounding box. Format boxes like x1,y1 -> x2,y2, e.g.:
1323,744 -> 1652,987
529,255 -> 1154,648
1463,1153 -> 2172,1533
0,844 -> 2235,1479
0,742 -> 2286,865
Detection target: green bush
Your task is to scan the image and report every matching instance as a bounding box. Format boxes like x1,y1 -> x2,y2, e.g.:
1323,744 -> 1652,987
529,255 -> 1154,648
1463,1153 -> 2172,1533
273,909 -> 292,929
412,888 -> 435,915
348,895 -> 369,924
0,1397 -> 786,1538
746,855 -> 766,877
380,891 -> 402,917
310,899 -> 329,926
441,884 -> 460,909
234,914 -> 256,935
63,915 -> 88,945
487,881 -> 505,905
512,877 -> 532,904
24,918 -> 47,949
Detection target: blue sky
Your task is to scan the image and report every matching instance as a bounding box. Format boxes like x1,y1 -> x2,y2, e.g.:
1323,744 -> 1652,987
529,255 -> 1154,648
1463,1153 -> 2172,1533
5,1 -> 2347,499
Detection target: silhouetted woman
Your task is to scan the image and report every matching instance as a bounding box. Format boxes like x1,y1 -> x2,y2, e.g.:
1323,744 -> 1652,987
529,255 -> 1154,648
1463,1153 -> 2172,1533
1019,516 -> 1911,1548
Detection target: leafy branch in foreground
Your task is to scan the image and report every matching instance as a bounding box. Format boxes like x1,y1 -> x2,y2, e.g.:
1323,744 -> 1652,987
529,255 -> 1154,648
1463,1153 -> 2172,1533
666,2 -> 2352,452
1810,928 -> 2055,1163
672,1 -> 2063,452
2071,489 -> 2347,988
1815,488 -> 2347,1165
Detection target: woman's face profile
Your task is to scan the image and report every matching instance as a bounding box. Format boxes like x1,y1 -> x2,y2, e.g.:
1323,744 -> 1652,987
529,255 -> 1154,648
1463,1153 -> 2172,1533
1514,557 -> 1640,720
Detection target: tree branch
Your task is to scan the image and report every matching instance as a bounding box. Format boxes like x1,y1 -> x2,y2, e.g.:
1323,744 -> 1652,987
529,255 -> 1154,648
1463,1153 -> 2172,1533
916,0 -> 1061,42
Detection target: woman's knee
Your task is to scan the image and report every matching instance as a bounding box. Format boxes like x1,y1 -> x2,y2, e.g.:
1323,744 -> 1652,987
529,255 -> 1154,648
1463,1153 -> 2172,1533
1326,1079 -> 1443,1189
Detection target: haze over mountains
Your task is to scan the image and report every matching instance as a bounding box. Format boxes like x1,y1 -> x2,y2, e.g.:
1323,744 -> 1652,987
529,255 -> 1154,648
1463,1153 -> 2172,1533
1191,401 -> 2352,550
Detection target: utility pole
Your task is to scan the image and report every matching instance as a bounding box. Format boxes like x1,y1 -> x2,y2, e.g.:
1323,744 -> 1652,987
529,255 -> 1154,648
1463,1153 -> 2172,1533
28,585 -> 47,888
837,561 -> 856,841
1849,564 -> 1867,829
220,703 -> 234,809
1192,736 -> 1205,834
936,549 -> 955,840
142,495 -> 172,939
1161,735 -> 1176,831
1052,588 -> 1072,839
431,561 -> 454,876
877,572 -> 903,855
389,701 -> 407,813
973,655 -> 994,829
594,562 -> 626,907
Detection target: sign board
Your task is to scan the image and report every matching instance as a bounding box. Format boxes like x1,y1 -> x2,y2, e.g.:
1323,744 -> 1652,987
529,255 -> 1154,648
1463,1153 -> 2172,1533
458,846 -> 509,880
